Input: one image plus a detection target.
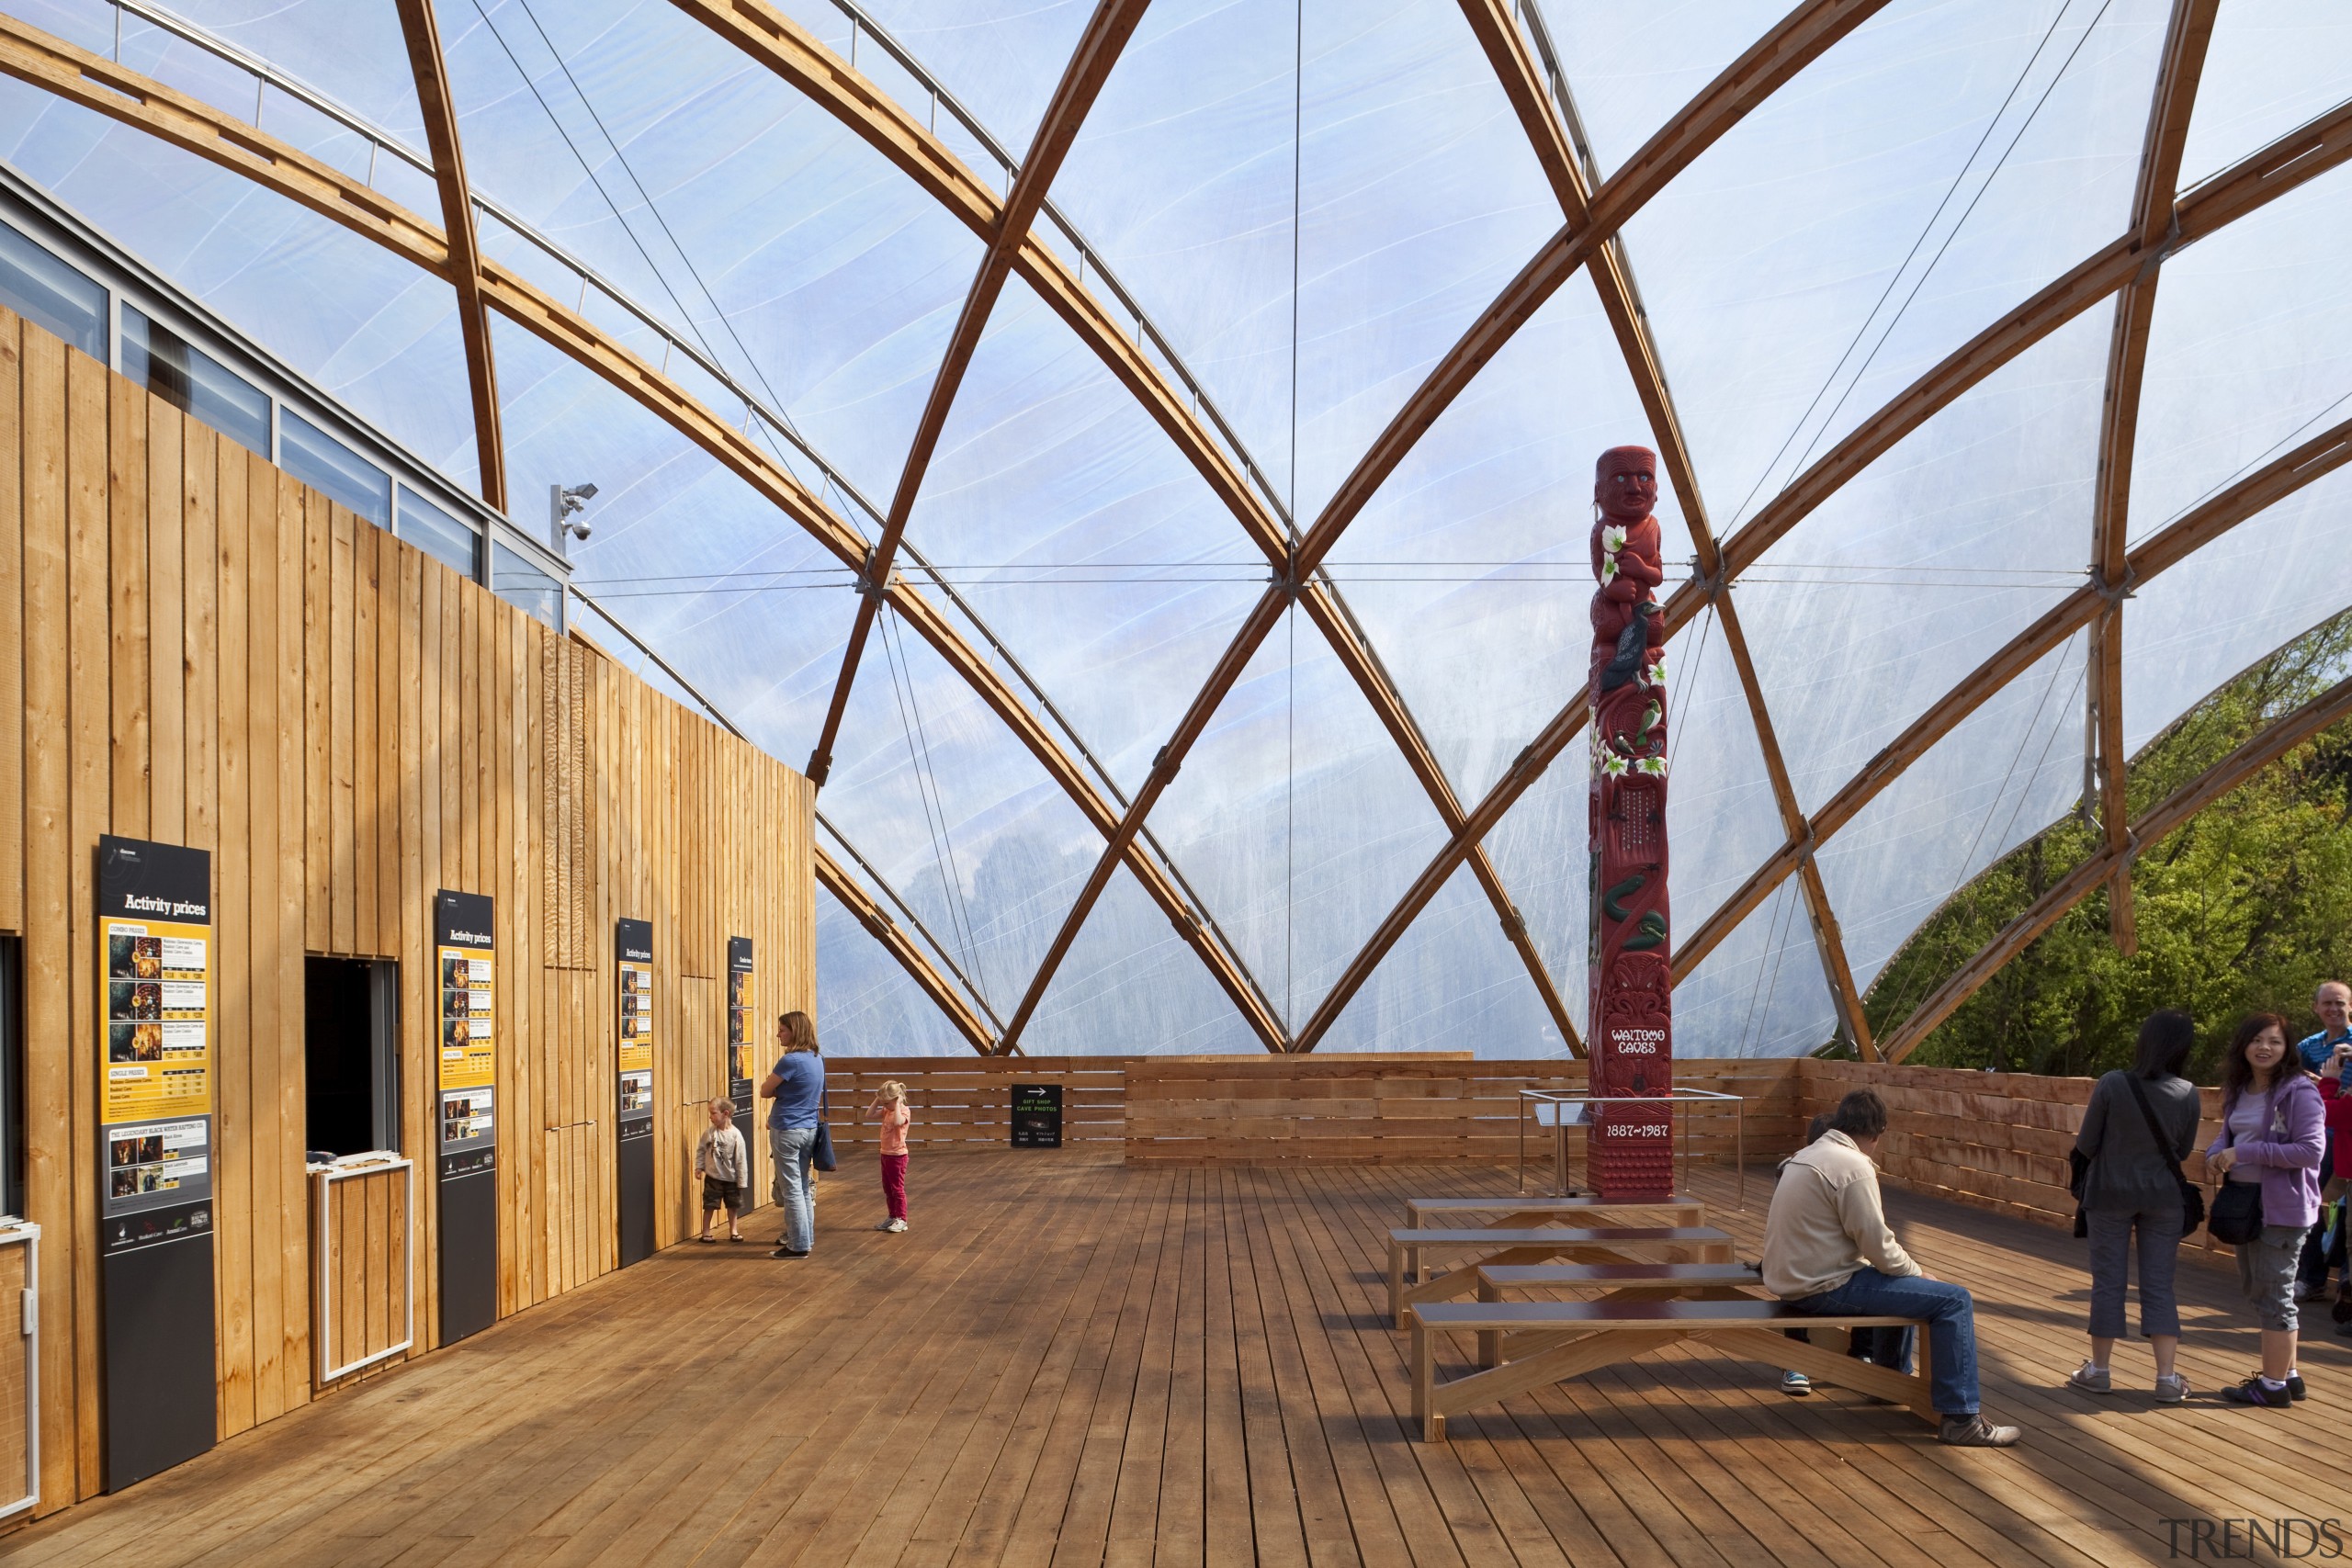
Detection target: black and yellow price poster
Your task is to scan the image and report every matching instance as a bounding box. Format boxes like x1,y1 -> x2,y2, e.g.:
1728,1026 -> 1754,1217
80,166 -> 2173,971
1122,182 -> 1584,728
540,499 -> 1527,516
725,937 -> 756,1198
616,918 -> 652,1127
96,834 -> 220,1488
96,835 -> 215,1247
435,890 -> 496,1179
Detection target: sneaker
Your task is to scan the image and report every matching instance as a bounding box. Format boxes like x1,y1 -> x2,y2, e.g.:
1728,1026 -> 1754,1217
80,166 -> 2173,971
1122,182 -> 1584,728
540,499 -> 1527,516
1779,1370 -> 1811,1397
2223,1376 -> 2293,1408
1938,1415 -> 2021,1448
2298,1281 -> 2330,1303
2245,1370 -> 2306,1401
887,1218 -> 909,1234
874,1219 -> 896,1231
2333,1286 -> 2352,1325
2065,1361 -> 2111,1393
2154,1373 -> 2188,1404
771,1247 -> 810,1259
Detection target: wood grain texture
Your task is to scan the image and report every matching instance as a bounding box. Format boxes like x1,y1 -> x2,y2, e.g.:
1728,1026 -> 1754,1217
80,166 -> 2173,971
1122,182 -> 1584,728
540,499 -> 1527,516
0,1156 -> 2337,1567
0,308 -> 814,1521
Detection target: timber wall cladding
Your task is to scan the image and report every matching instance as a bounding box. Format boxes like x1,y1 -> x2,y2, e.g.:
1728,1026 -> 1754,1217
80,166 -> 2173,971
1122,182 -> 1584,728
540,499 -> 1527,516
0,307 -> 815,1515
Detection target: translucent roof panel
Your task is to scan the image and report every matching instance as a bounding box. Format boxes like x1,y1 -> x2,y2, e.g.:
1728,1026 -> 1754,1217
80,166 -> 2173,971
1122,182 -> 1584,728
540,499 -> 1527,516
1049,0 -> 1313,499
447,0 -> 984,496
1672,881 -> 1841,1058
1737,306 -> 2108,817
1317,862 -> 1564,1056
898,274 -> 1268,794
6,0 -> 2342,1057
815,879 -> 987,1058
2124,464 -> 2352,757
1023,863 -> 1263,1055
1285,0 -> 1561,525
1146,604 -> 1452,1030
1326,269 -> 1669,802
1817,634 -> 2089,991
2128,163 -> 2352,545
2176,0 -> 2352,188
1625,0 -> 2163,529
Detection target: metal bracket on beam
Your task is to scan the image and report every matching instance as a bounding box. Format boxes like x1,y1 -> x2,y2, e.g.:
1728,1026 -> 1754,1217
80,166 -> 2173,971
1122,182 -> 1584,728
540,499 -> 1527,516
1151,745 -> 1181,780
2132,211 -> 2185,285
2092,565 -> 2139,604
806,750 -> 832,787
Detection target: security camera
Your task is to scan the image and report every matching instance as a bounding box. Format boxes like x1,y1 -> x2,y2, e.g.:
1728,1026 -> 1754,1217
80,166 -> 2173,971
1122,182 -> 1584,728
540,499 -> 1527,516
567,519 -> 592,543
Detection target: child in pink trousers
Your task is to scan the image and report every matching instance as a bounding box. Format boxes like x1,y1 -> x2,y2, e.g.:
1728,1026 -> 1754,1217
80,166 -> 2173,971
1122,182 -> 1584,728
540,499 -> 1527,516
866,1080 -> 910,1233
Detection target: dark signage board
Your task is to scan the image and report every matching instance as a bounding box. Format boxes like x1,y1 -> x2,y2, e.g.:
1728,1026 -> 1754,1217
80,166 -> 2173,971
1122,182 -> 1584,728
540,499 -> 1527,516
435,890 -> 497,1344
1011,1083 -> 1062,1148
616,918 -> 654,1267
726,937 -> 756,1202
96,834 -> 218,1489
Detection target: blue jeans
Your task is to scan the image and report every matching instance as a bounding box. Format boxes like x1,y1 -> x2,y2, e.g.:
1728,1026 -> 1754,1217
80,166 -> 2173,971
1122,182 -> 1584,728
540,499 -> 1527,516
1790,1268 -> 1981,1416
770,1126 -> 817,1252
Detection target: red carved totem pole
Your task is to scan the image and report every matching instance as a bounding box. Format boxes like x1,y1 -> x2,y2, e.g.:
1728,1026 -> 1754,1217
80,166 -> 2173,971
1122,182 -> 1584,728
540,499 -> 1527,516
1587,446 -> 1673,1200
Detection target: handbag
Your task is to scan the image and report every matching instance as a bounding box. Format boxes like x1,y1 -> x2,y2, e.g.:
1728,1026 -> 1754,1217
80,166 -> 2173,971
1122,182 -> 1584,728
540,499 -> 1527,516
2207,1086 -> 2273,1247
2122,1073 -> 2206,1236
811,1087 -> 838,1173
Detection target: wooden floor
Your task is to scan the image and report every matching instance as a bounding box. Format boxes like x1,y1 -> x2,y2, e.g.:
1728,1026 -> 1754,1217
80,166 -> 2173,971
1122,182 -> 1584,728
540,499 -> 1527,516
10,1155 -> 2352,1567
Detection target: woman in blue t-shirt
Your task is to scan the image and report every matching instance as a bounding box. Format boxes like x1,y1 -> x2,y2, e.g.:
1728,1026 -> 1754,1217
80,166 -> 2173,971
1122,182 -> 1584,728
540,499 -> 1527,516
760,1010 -> 825,1258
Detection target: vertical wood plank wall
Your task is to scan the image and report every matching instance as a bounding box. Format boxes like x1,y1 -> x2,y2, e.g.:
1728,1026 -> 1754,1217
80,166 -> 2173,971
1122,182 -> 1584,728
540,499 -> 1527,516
0,309 -> 816,1516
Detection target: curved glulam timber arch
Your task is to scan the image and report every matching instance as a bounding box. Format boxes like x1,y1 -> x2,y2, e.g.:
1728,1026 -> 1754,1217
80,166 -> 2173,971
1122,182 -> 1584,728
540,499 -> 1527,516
391,0 -> 504,513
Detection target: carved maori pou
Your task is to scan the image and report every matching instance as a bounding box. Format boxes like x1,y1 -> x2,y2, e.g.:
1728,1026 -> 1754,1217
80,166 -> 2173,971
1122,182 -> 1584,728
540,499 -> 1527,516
1587,446 -> 1673,1201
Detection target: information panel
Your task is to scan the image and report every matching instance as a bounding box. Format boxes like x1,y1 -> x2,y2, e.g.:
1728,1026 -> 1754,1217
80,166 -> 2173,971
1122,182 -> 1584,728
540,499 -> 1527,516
726,937 -> 756,1204
1011,1083 -> 1063,1148
435,890 -> 497,1344
616,918 -> 654,1266
96,834 -> 217,1488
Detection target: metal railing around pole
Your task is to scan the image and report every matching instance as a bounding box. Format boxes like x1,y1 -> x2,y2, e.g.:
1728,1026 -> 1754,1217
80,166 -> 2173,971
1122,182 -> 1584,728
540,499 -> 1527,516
1516,1088 -> 1746,1210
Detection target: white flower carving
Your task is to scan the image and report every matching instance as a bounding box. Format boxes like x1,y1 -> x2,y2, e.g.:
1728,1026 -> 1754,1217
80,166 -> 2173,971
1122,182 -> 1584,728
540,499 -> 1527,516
1600,753 -> 1629,777
1600,558 -> 1618,584
1636,756 -> 1667,777
1645,659 -> 1667,687
1601,525 -> 1628,553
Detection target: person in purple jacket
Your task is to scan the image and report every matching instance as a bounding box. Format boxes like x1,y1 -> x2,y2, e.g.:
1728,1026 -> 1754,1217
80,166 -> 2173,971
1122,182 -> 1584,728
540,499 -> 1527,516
2208,1012 -> 2327,1407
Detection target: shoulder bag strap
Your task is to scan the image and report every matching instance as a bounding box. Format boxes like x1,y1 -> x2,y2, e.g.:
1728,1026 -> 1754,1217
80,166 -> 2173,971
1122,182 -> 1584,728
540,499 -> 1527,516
2122,1074 -> 2188,1179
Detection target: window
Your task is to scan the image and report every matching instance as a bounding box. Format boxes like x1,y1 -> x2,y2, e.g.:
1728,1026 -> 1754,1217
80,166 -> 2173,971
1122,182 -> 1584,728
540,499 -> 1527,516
397,486 -> 481,582
280,409 -> 391,527
121,305 -> 270,456
303,958 -> 401,1159
0,937 -> 19,1218
492,540 -> 561,627
0,221 -> 105,358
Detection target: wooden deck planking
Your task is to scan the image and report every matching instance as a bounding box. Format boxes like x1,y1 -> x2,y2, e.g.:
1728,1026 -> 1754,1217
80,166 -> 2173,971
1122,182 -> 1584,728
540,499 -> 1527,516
11,1156 -> 2352,1566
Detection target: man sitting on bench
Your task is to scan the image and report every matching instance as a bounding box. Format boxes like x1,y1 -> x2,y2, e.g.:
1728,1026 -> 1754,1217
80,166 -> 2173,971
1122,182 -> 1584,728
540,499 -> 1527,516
1763,1089 -> 2022,1449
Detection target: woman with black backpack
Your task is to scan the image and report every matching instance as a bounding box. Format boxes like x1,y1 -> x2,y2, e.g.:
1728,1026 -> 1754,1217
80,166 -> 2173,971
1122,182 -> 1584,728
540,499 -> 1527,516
2067,1010 -> 2203,1404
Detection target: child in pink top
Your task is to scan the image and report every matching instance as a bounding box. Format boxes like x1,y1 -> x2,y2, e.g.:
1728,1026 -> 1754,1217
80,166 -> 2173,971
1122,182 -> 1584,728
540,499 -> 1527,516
866,1080 -> 911,1233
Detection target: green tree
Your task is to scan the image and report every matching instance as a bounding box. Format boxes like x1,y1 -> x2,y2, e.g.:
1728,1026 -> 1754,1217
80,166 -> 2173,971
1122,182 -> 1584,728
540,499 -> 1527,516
1864,612 -> 2352,1082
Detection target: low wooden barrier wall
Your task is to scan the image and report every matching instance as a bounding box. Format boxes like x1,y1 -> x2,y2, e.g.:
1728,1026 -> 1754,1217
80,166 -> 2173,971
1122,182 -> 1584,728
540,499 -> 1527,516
1796,1061 -> 2228,1232
823,1057 -> 1125,1157
820,1054 -> 2247,1237
1123,1056 -> 1805,1167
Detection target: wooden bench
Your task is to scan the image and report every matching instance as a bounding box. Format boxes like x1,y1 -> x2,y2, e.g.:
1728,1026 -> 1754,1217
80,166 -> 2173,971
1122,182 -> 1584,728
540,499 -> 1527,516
1465,1261 -> 1766,1367
1386,1225 -> 1733,1328
1408,1298 -> 1935,1442
1402,1195 -> 1705,1231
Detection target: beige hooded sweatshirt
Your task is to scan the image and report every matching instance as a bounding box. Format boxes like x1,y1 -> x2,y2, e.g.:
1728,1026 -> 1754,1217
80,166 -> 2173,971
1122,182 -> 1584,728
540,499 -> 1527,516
1760,1128 -> 1918,1299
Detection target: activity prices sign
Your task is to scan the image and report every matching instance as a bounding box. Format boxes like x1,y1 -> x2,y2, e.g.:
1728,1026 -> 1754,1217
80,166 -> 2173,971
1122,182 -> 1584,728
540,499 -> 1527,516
616,918 -> 652,1143
726,936 -> 755,1137
96,835 -> 214,1254
435,890 -> 496,1178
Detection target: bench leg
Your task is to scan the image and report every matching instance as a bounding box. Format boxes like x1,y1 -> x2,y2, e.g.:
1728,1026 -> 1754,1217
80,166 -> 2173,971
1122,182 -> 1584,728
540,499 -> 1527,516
1387,1240 -> 1406,1325
1411,1315 -> 1443,1442
1476,1275 -> 1502,1370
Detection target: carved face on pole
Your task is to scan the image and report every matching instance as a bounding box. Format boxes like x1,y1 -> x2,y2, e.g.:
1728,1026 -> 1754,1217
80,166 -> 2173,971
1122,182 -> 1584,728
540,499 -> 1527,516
1594,446 -> 1658,526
